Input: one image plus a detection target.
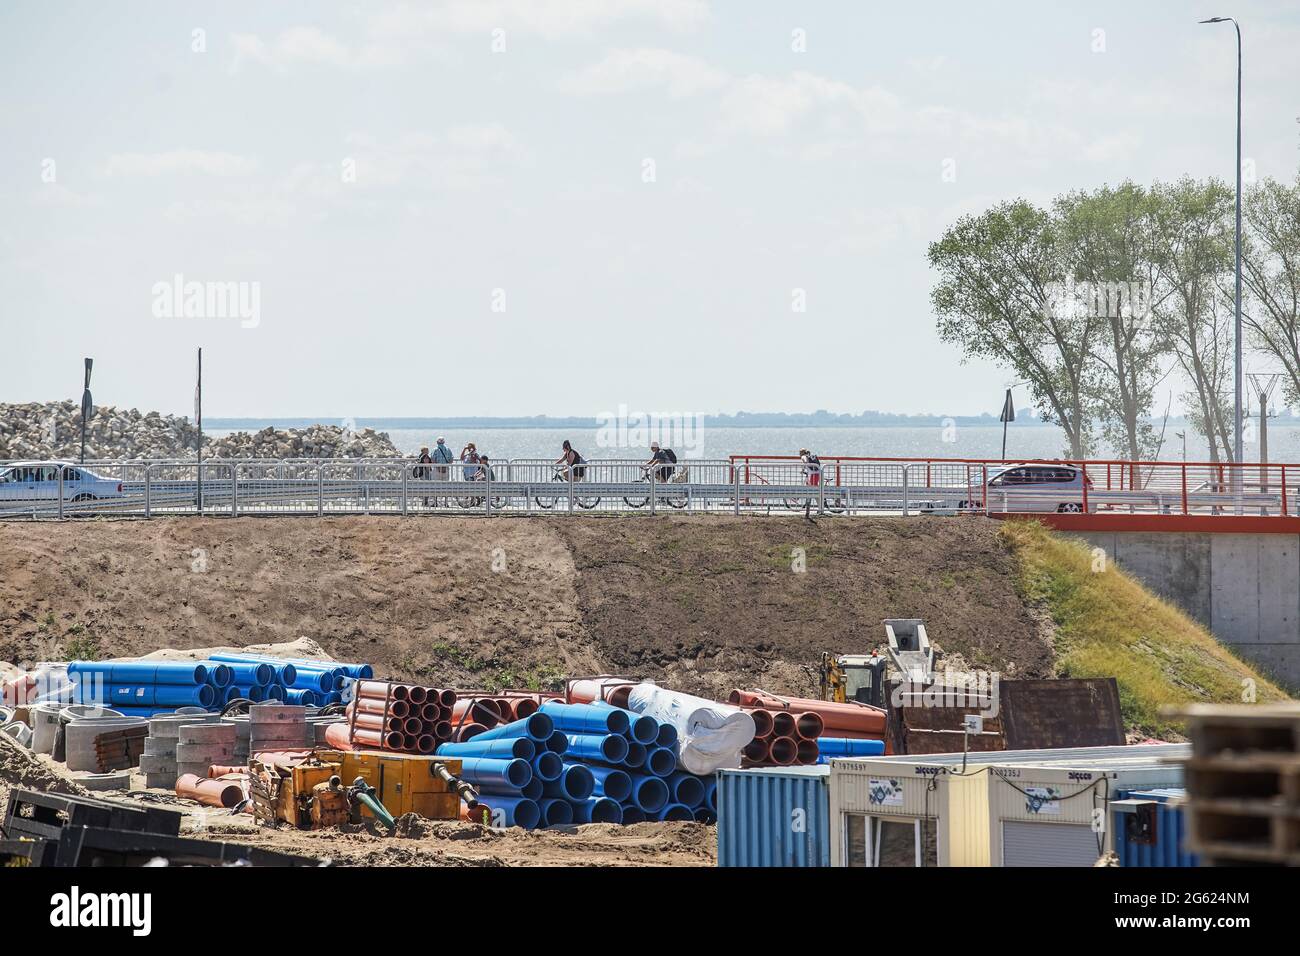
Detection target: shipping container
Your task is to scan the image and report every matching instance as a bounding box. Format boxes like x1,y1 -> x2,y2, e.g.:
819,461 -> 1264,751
1112,788 -> 1198,868
829,743 -> 1188,867
716,765 -> 830,867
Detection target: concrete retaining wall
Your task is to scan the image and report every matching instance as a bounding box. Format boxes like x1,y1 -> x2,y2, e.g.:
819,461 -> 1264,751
1066,531 -> 1300,690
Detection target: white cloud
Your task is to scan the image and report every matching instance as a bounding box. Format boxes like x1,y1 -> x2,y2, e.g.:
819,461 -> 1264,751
559,48 -> 728,98
230,27 -> 398,72
231,1 -> 711,73
103,150 -> 258,177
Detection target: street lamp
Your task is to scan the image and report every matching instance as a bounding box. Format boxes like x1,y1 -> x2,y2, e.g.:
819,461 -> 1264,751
1199,16 -> 1243,472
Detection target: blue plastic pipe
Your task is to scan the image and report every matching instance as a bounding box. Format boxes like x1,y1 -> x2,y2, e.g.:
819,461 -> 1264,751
520,777 -> 544,800
106,684 -> 215,708
199,663 -> 234,688
623,741 -> 647,769
656,722 -> 679,749
668,772 -> 705,808
624,714 -> 659,745
704,778 -> 717,813
539,701 -> 629,736
657,803 -> 695,822
620,806 -> 646,824
644,746 -> 676,778
531,752 -> 563,782
564,733 -> 629,764
263,684 -> 285,701
694,807 -> 717,824
542,764 -> 594,801
465,712 -> 554,744
537,798 -> 574,827
281,688 -> 318,707
219,662 -> 274,687
457,757 -> 533,790
581,765 -> 632,802
437,738 -> 536,761
472,795 -> 540,830
625,773 -> 669,813
70,661 -> 209,686
544,730 -> 568,755
572,797 -> 622,824
208,652 -> 373,681
814,737 -> 886,757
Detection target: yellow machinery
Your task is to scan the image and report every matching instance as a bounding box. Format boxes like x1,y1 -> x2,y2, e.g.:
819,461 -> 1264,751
819,652 -> 888,706
250,755 -> 348,830
317,750 -> 462,822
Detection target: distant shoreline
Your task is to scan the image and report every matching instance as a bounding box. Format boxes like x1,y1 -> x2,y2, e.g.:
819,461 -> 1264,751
204,416 -> 1064,430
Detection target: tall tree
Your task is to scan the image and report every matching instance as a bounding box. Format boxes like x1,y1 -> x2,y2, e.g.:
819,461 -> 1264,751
1148,178 -> 1237,462
929,200 -> 1100,458
1241,175 -> 1300,409
1055,182 -> 1169,461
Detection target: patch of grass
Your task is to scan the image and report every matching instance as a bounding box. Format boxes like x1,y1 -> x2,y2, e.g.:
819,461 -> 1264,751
1000,520 -> 1290,736
63,625 -> 101,662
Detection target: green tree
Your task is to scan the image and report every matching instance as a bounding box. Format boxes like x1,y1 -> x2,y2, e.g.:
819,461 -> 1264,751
929,200 -> 1100,458
1055,182 -> 1169,462
1241,175 -> 1300,409
1147,178 -> 1237,462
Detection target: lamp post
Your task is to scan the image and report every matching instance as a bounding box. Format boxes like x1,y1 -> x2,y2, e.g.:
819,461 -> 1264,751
1199,16 -> 1243,473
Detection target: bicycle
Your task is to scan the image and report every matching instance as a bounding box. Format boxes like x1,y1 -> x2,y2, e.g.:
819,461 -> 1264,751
784,474 -> 846,514
624,465 -> 688,509
534,467 -> 601,510
454,467 -> 509,510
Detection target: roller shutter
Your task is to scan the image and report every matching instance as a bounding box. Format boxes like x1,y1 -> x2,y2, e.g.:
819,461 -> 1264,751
1002,821 -> 1100,866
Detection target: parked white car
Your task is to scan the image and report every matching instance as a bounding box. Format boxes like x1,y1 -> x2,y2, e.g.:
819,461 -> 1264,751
962,463 -> 1097,513
0,461 -> 124,503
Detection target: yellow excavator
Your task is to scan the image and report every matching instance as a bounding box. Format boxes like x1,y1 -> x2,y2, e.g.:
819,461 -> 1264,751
819,619 -> 933,706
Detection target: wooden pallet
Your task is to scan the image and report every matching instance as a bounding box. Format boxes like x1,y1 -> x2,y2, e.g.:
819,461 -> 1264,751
1167,705 -> 1300,866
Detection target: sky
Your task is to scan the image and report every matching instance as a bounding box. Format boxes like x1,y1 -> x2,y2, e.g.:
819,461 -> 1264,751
2,0 -> 1298,420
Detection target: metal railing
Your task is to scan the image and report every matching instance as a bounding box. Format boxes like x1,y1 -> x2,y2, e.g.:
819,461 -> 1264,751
1,455 -> 1296,521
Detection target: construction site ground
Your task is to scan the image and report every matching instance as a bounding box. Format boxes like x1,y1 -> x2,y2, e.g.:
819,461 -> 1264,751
0,514 -> 1289,864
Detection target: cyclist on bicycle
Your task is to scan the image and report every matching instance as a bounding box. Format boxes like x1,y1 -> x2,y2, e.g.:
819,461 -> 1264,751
644,441 -> 676,482
555,440 -> 586,480
799,448 -> 822,486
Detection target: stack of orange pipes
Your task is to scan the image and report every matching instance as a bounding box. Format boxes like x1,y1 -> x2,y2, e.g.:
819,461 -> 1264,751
730,689 -> 890,761
325,680 -> 458,754
737,706 -> 825,766
445,693 -> 551,741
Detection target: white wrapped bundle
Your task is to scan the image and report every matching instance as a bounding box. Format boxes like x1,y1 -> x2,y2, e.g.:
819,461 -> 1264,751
626,683 -> 756,775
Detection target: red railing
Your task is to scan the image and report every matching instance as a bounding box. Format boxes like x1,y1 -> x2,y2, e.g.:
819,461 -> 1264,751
727,454 -> 1300,528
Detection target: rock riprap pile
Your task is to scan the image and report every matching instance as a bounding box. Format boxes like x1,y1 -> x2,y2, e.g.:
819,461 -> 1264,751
0,401 -> 398,460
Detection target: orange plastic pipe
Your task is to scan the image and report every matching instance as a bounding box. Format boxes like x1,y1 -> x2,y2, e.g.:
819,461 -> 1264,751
796,738 -> 819,764
795,712 -> 825,740
771,712 -> 796,738
358,680 -> 406,702
768,736 -> 798,766
176,773 -> 245,809
352,697 -> 408,719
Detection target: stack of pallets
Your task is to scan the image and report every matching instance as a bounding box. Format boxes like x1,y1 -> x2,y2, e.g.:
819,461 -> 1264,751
1173,703 -> 1300,866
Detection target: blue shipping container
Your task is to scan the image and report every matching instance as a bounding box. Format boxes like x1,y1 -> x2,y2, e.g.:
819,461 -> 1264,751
1113,788 -> 1198,868
717,765 -> 830,867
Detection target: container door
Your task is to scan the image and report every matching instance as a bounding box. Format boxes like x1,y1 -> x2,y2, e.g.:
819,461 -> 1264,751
1002,820 -> 1100,866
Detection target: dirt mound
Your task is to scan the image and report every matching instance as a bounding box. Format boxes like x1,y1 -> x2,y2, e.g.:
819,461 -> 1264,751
554,515 -> 1051,698
0,516 -> 1047,698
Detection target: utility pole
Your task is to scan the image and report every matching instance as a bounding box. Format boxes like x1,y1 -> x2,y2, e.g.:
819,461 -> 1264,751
79,358 -> 93,464
196,347 -> 203,514
1249,373 -> 1280,504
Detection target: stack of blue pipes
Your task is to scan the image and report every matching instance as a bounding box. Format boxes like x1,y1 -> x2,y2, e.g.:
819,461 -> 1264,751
435,700 -> 715,829
66,652 -> 376,717
209,652 -> 374,707
68,660 -> 233,717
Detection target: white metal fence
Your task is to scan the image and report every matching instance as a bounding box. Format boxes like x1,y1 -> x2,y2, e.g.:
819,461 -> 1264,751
1,456 -> 1296,520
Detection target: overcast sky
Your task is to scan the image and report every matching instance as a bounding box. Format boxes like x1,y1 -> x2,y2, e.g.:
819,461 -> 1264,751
2,0 -> 1298,419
